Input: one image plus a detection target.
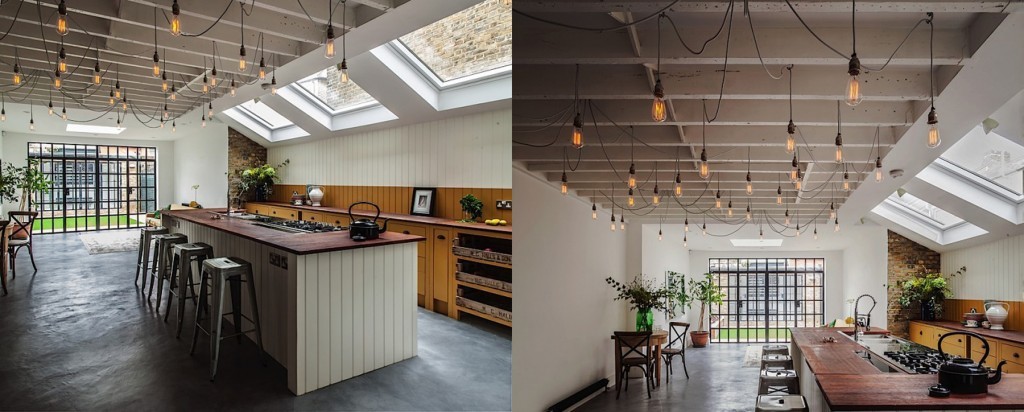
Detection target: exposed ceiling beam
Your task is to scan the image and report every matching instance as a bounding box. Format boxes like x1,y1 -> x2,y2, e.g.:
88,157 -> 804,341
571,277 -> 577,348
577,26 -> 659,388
512,1 -> 1017,13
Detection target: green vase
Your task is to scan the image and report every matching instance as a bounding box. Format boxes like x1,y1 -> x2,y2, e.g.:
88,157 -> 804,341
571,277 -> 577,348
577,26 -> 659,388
636,308 -> 654,332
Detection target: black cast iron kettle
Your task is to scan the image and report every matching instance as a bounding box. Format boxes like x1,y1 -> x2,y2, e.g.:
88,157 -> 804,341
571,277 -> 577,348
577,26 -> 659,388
348,201 -> 388,241
931,331 -> 1005,396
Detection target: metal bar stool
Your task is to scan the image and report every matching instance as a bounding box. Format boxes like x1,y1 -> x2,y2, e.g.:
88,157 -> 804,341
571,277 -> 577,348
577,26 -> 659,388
148,234 -> 188,311
168,242 -> 214,338
762,344 -> 789,357
758,369 -> 800,395
190,257 -> 266,381
135,227 -> 168,290
755,395 -> 809,411
762,354 -> 794,370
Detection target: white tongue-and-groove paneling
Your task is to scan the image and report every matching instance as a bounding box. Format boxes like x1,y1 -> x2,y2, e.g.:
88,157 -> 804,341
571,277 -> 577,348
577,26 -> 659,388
267,109 -> 511,189
941,233 -> 1024,302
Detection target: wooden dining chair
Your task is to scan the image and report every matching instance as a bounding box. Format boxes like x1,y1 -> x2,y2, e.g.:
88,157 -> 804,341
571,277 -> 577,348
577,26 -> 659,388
613,331 -> 655,399
661,321 -> 691,380
8,211 -> 38,278
0,220 -> 10,296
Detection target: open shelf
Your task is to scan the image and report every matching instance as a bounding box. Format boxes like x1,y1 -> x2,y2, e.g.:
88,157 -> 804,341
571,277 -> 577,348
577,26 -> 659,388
452,232 -> 512,329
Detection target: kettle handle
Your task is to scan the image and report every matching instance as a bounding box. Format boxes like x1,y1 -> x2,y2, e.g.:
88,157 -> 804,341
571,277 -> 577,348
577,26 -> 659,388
348,201 -> 381,222
938,331 -> 988,365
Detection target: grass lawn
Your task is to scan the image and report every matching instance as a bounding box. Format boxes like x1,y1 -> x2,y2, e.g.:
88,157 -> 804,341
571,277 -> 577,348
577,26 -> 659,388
34,215 -> 139,232
713,328 -> 792,341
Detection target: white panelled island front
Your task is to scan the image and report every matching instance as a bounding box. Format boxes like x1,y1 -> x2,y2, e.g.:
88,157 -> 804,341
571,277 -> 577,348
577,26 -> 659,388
162,209 -> 423,395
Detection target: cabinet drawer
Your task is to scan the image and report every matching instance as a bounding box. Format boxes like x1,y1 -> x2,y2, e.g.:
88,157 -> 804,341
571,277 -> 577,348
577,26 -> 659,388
909,322 -> 928,346
266,206 -> 298,220
302,211 -> 325,222
246,204 -> 266,216
1002,359 -> 1024,374
938,328 -> 966,348
1000,341 -> 1024,364
323,213 -> 351,227
944,344 -> 967,359
389,222 -> 427,257
970,336 -> 998,363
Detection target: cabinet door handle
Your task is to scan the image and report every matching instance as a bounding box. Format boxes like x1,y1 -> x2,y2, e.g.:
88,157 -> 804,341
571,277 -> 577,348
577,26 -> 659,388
437,234 -> 446,240
403,230 -> 410,235
335,220 -> 341,225
957,338 -> 962,343
1015,353 -> 1020,359
309,216 -> 316,220
272,211 -> 277,214
919,331 -> 923,335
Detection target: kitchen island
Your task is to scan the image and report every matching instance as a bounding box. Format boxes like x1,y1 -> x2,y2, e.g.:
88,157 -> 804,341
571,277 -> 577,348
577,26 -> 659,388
790,327 -> 1024,411
161,209 -> 423,395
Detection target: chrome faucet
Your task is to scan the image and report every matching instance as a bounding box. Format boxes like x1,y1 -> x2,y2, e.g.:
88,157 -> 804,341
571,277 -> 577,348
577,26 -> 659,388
853,294 -> 877,343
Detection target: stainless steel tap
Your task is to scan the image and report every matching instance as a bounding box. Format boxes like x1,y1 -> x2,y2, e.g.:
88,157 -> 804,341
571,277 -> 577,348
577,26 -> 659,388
853,294 -> 877,343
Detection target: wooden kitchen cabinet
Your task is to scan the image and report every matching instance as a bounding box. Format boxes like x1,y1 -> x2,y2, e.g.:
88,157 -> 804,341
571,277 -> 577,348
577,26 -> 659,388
389,222 -> 429,307
301,211 -> 325,222
910,321 -> 1024,373
430,227 -> 453,314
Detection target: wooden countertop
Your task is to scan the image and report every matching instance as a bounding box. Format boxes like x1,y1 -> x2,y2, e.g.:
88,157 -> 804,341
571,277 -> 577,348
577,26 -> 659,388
913,320 -> 1024,346
250,202 -> 512,235
790,328 -> 885,375
792,327 -> 1024,410
162,209 -> 424,255
817,374 -> 1024,411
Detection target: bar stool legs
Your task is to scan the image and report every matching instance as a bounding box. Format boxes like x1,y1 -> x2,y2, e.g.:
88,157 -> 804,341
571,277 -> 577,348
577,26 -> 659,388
134,227 -> 167,290
149,234 -> 188,311
190,257 -> 266,381
167,243 -> 214,338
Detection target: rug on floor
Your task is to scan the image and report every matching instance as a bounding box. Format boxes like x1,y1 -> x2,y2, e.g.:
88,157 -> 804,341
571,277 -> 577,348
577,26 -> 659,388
743,345 -> 763,367
80,230 -> 139,254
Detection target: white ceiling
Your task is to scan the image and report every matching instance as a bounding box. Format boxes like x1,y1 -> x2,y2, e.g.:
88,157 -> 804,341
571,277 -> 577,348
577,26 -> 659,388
513,0 -> 1024,251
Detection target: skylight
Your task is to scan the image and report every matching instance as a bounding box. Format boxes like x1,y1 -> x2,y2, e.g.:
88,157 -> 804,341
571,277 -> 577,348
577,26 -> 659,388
397,0 -> 511,82
940,126 -> 1024,196
885,191 -> 965,228
66,124 -> 124,135
294,69 -> 378,114
236,101 -> 293,130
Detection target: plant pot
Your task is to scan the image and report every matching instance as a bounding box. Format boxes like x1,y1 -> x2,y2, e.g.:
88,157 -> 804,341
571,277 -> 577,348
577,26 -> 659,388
921,301 -> 937,321
635,308 -> 654,332
690,331 -> 710,348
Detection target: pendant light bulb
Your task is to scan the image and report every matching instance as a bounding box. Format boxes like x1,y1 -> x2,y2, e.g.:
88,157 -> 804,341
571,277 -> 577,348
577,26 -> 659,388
54,70 -> 62,90
611,213 -> 616,232
652,186 -> 660,205
845,54 -> 863,106
875,157 -> 883,182
210,66 -> 217,86
790,154 -> 799,181
560,172 -> 568,195
715,190 -> 722,209
170,85 -> 177,101
57,0 -> 68,36
230,78 -> 237,96
627,188 -> 635,208
759,228 -> 763,241
727,200 -> 733,217
834,218 -> 841,232
683,235 -> 688,248
674,174 -> 682,198
699,149 -> 709,180
202,114 -> 207,128
620,215 -> 625,231
842,171 -> 851,192
651,78 -> 666,122
814,227 -> 818,240
172,121 -> 176,133
339,60 -> 349,83
927,107 -> 941,148
592,203 -> 597,220
628,163 -> 636,189
161,73 -> 168,92
829,203 -> 836,221
270,74 -> 277,95
785,120 -> 796,154
325,26 -> 336,58
777,185 -> 783,205
658,230 -> 663,241
259,58 -> 267,80
785,210 -> 790,226
684,218 -> 690,233
745,205 -> 752,222
835,133 -> 844,164
208,102 -> 213,118
94,63 -> 102,85
571,112 -> 584,149
745,173 -> 753,196
702,223 -> 707,236
59,47 -> 68,73
239,45 -> 247,71
13,66 -> 21,85
152,51 -> 160,77
170,0 -> 182,36
29,118 -> 35,131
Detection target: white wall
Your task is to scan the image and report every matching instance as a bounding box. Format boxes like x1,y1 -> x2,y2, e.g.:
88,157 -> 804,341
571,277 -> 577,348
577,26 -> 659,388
640,223 -> 690,330
171,124 -> 229,208
512,166 -> 629,412
0,132 -> 174,213
842,227 -> 889,329
268,109 -> 511,189
942,232 -> 1024,302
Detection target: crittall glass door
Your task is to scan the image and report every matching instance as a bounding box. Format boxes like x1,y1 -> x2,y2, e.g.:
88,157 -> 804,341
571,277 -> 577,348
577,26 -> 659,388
29,143 -> 157,233
708,258 -> 825,343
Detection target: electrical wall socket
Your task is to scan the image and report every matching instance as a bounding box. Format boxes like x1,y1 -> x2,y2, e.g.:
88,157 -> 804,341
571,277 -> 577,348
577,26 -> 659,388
496,200 -> 512,210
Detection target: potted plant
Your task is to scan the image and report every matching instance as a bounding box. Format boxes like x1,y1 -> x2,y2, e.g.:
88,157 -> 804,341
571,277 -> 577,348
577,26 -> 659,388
459,194 -> 483,223
605,274 -> 682,332
0,161 -> 24,206
237,160 -> 289,202
15,159 -> 51,211
897,266 -> 964,321
685,273 -> 724,348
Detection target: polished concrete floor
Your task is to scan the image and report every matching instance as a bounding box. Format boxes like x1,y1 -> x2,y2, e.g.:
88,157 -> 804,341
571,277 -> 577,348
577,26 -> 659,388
0,230 -> 511,411
579,344 -> 759,412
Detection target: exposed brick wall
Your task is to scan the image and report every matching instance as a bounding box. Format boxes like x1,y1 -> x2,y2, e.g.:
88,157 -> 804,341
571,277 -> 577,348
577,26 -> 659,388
398,0 -> 511,81
887,230 -> 941,337
228,128 -> 267,204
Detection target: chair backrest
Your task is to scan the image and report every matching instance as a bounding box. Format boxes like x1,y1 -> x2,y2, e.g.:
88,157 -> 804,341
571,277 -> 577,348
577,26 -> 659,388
668,321 -> 691,349
8,211 -> 38,240
613,331 -> 653,362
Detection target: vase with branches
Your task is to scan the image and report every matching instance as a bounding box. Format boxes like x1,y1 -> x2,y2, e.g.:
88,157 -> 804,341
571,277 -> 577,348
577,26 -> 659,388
237,160 -> 289,202
606,274 -> 683,332
897,266 -> 964,321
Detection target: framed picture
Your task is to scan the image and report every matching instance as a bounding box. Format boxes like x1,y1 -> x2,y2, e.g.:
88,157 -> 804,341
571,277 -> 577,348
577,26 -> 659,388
410,188 -> 437,216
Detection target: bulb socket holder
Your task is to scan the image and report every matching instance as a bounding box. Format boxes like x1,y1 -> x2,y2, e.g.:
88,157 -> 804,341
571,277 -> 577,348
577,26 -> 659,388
172,0 -> 180,15
572,112 -> 583,129
787,120 -> 796,135
700,148 -> 708,162
652,78 -> 664,99
927,107 -> 938,125
835,133 -> 843,146
848,53 -> 861,76
675,173 -> 681,184
239,45 -> 246,58
876,156 -> 883,169
153,51 -> 159,63
561,172 -> 567,183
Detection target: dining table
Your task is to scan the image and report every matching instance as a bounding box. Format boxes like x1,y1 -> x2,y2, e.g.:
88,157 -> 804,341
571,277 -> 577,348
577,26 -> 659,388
610,329 -> 668,390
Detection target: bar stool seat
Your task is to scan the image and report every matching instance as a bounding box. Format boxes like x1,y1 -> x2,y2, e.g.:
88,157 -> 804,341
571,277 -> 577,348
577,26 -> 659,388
167,242 -> 214,338
762,354 -> 794,370
190,257 -> 266,381
762,344 -> 789,356
755,395 -> 809,411
148,233 -> 188,309
758,369 -> 800,395
135,227 -> 168,290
